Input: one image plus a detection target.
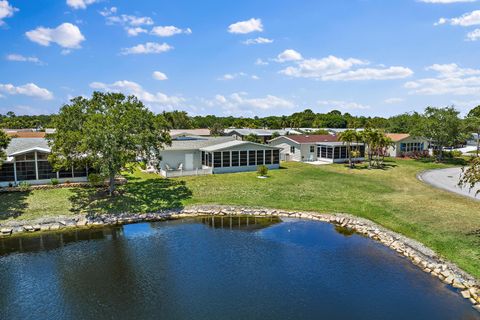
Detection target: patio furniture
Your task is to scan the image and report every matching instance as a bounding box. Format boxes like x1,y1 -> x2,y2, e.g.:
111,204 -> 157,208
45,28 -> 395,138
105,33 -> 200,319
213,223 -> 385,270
165,164 -> 174,171
177,163 -> 183,171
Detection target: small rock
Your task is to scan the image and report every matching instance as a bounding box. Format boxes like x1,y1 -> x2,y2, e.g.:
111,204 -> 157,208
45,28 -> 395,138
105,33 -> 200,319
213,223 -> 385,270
461,290 -> 471,299
452,281 -> 466,289
0,228 -> 12,235
443,275 -> 454,284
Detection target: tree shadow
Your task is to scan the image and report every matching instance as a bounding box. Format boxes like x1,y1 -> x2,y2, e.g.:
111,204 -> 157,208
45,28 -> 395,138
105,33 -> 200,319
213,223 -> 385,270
69,178 -> 192,217
0,191 -> 31,220
348,161 -> 398,171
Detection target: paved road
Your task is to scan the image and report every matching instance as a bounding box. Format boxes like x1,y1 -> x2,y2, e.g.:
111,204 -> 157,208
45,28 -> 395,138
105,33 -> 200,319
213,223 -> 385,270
418,167 -> 480,201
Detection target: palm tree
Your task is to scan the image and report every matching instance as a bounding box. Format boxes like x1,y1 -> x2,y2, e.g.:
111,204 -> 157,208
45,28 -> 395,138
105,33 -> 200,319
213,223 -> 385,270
338,129 -> 358,168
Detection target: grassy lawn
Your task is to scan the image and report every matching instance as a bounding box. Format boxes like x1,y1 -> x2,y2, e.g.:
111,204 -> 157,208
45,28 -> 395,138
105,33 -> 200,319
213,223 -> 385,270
0,158 -> 479,278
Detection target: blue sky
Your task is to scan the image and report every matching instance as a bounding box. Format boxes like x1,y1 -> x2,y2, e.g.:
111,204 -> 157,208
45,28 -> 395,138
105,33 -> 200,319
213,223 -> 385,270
1,0 -> 480,117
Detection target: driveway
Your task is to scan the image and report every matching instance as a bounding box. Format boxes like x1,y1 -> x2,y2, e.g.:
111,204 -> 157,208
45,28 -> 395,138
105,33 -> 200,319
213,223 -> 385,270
418,167 -> 480,201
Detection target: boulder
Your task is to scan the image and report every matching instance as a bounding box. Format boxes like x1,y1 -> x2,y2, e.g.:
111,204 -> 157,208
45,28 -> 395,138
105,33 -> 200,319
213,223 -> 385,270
461,290 -> 471,299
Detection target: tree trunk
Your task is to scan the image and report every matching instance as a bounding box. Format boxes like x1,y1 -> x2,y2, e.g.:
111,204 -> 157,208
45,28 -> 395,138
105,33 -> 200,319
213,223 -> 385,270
348,142 -> 352,168
476,131 -> 480,157
109,172 -> 116,196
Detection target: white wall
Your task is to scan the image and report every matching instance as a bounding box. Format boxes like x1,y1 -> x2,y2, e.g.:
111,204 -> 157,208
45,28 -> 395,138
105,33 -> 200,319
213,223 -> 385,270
269,137 -> 302,161
159,150 -> 202,171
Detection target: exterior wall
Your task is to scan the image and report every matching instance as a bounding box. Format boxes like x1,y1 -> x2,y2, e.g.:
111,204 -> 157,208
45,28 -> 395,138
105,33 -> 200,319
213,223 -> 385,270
0,177 -> 87,188
213,163 -> 279,174
159,150 -> 202,171
269,137 -> 302,161
300,144 -> 317,161
388,137 -> 429,157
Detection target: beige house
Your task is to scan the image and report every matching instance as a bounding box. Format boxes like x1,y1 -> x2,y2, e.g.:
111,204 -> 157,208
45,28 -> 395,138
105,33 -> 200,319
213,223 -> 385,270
386,134 -> 429,157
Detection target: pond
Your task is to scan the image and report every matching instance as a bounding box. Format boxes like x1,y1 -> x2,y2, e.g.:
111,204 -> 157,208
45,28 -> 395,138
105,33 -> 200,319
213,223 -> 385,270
0,217 -> 478,320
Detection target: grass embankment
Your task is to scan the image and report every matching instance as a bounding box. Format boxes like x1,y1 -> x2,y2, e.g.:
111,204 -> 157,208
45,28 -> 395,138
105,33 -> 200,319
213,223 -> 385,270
0,158 -> 479,278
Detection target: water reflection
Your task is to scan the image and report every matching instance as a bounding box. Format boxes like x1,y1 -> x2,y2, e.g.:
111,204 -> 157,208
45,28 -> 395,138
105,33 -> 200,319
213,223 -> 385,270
199,215 -> 281,230
0,227 -> 123,256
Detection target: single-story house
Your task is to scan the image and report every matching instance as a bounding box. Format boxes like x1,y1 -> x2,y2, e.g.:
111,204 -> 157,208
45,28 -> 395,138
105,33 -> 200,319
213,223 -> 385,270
269,135 -> 365,163
158,135 -> 280,177
385,134 -> 429,157
0,137 -> 89,187
224,128 -> 300,143
284,128 -> 364,135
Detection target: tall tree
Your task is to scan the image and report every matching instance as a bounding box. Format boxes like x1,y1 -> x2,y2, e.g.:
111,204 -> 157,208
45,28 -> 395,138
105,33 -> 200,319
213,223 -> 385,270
465,105 -> 480,157
410,106 -> 463,161
209,122 -> 225,136
0,130 -> 11,167
338,129 -> 358,168
49,92 -> 170,195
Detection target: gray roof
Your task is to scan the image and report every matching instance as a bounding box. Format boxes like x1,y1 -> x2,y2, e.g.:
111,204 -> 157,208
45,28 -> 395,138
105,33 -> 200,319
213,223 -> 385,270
200,140 -> 279,152
6,138 -> 50,156
163,136 -> 235,151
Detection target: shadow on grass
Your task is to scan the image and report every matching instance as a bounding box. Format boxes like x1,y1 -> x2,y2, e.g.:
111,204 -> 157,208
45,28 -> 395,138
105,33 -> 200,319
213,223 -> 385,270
69,178 -> 192,217
0,191 -> 31,220
349,161 -> 398,171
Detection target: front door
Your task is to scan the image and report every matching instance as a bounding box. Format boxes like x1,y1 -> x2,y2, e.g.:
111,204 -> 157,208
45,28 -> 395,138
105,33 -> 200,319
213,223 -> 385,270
185,153 -> 194,170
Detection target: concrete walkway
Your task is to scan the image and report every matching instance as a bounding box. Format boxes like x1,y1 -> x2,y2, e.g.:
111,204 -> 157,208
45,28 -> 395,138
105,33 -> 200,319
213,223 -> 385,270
418,167 -> 480,201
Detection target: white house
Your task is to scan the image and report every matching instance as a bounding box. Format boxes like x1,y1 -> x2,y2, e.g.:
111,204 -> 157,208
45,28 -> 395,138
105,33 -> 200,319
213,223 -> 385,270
269,135 -> 365,163
224,128 -> 300,143
385,134 -> 429,157
0,137 -> 89,187
158,135 -> 280,177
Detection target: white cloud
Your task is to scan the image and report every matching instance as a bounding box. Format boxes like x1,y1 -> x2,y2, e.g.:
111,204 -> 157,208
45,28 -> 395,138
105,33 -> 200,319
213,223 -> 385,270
466,28 -> 480,41
278,51 -> 413,81
419,0 -> 476,3
318,100 -> 371,110
405,63 -> 480,95
0,83 -> 53,100
99,6 -> 117,17
90,80 -> 184,109
242,37 -> 273,45
6,54 -> 42,64
276,49 -> 303,62
152,71 -> 168,80
26,23 -> 85,49
255,58 -> 269,66
106,14 -> 154,26
228,18 -> 263,34
66,0 -> 98,10
436,10 -> 480,26
126,27 -> 147,36
151,26 -> 192,37
206,92 -> 293,115
251,75 -> 260,80
384,97 -> 404,104
120,42 -> 173,55
217,72 -> 254,80
0,0 -> 18,26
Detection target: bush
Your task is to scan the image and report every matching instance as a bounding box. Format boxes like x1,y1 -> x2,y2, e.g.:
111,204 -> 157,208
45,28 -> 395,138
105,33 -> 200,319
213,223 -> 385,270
17,181 -> 30,192
50,178 -> 59,185
88,173 -> 104,187
138,161 -> 147,170
257,165 -> 268,177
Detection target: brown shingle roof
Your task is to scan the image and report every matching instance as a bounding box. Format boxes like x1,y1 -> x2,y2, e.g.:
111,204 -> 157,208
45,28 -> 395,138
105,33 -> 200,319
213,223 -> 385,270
284,135 -> 338,143
385,133 -> 410,142
6,131 -> 46,138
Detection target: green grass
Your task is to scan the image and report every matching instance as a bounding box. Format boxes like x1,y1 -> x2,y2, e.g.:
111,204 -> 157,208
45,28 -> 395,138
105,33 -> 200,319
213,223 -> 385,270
0,158 -> 479,278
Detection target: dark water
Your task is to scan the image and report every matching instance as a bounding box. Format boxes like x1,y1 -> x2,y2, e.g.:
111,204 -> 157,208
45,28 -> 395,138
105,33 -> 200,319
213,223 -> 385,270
0,217 -> 478,320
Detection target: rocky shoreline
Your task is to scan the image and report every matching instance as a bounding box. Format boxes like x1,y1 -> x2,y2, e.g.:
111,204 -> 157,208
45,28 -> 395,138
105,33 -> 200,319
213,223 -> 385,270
1,204 -> 479,313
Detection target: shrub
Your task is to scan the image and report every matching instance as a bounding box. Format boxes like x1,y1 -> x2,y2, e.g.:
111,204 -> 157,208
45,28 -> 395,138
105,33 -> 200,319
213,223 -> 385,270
18,181 -> 30,192
50,178 -> 59,185
88,173 -> 104,187
450,150 -> 463,158
257,165 -> 268,177
138,161 -> 147,170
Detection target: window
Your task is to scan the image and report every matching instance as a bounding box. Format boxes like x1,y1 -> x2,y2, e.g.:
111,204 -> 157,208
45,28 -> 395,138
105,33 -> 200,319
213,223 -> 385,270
265,150 -> 272,165
334,147 -> 340,159
207,153 -> 212,167
248,150 -> 256,166
340,146 -> 347,159
231,151 -> 239,167
310,145 -> 315,153
201,151 -> 205,166
240,151 -> 248,166
290,146 -> 295,154
326,147 -> 333,159
400,142 -> 423,153
256,150 -> 264,165
38,161 -> 57,179
73,166 -> 87,177
319,146 -> 327,158
213,152 -> 222,168
16,161 -> 36,181
37,152 -> 48,160
0,163 -> 15,182
273,150 -> 280,164
222,151 -> 230,167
